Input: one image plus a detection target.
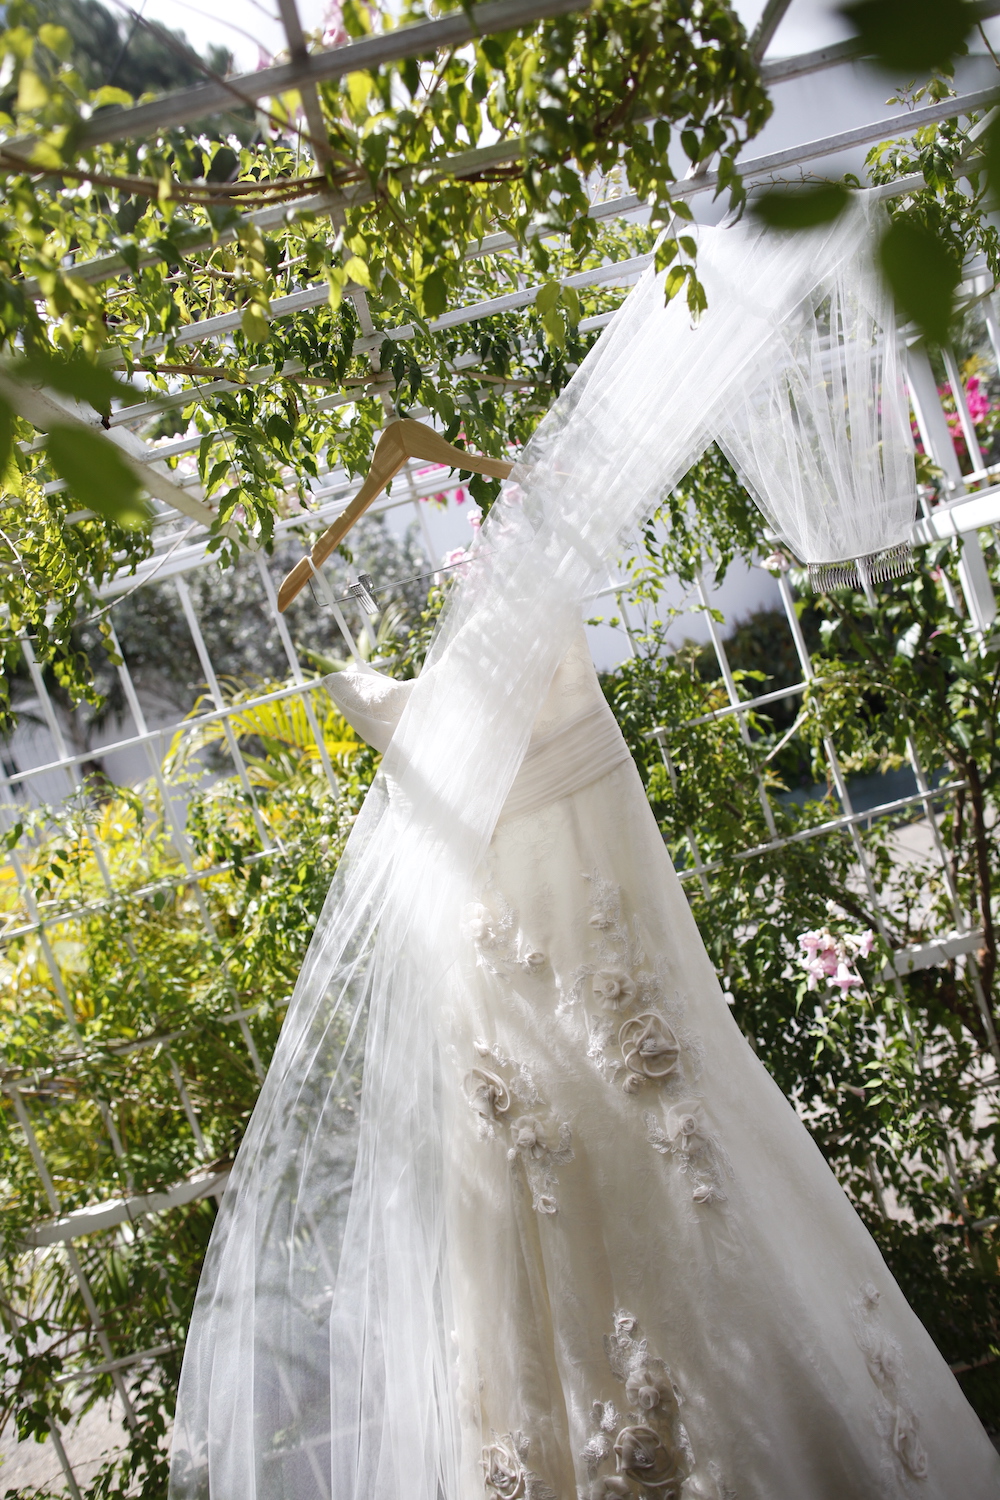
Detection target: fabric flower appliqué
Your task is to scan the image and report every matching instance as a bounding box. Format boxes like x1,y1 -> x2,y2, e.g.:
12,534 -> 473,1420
618,1013 -> 681,1089
851,1282 -> 928,1481
581,1310 -> 706,1500
594,970 -> 637,1009
463,894 -> 547,977
569,872 -> 693,1100
465,1044 -> 573,1214
481,1433 -> 556,1500
613,1424 -> 683,1491
506,1114 -> 574,1214
464,902 -> 497,945
464,1068 -> 511,1126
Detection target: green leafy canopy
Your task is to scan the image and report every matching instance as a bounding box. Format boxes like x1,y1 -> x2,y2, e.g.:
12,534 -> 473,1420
0,0 -> 772,731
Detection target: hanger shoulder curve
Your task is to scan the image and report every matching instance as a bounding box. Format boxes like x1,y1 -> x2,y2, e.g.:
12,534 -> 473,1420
277,419 -> 513,612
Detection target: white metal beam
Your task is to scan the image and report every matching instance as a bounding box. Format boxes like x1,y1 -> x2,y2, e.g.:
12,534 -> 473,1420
24,1167 -> 230,1246
0,372 -> 217,525
20,0 -> 590,150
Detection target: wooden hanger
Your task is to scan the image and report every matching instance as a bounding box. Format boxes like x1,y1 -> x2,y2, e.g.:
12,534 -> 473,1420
277,418 -> 513,612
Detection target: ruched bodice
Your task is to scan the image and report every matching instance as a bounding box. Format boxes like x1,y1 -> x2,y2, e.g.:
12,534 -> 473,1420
325,632 -> 630,824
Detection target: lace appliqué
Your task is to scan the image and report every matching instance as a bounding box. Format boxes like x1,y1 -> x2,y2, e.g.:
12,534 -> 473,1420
464,1040 -> 573,1214
482,1431 -> 558,1500
581,1311 -> 734,1500
564,873 -> 696,1096
852,1282 -> 928,1482
644,1103 -> 731,1208
464,895 -> 548,980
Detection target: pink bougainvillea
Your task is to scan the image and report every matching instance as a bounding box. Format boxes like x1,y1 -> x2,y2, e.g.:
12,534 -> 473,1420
917,364 -> 1000,467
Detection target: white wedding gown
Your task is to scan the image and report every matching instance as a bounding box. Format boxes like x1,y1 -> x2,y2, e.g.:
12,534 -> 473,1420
170,213 -> 1000,1500
319,631 -> 1000,1500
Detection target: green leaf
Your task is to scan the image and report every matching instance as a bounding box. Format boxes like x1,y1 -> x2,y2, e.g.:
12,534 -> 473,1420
422,270 -> 448,319
16,69 -> 48,112
878,218 -> 960,345
839,0 -> 975,73
91,84 -> 133,108
13,350 -> 141,418
343,255 -> 372,290
241,305 -> 271,343
983,114 -> 1000,208
751,182 -> 850,230
541,306 -> 566,349
664,265 -> 688,302
38,24 -> 72,61
0,393 -> 13,480
534,279 -> 561,315
46,426 -> 152,531
207,146 -> 238,183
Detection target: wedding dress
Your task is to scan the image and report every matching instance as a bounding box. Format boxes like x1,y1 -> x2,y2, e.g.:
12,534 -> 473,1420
169,199 -> 1000,1500
328,633 -> 1000,1500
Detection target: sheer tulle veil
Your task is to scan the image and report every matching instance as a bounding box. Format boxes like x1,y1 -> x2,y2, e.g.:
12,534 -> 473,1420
168,195 -> 914,1500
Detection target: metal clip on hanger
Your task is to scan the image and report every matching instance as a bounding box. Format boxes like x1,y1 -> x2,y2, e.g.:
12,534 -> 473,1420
277,418 -> 513,612
347,572 -> 380,616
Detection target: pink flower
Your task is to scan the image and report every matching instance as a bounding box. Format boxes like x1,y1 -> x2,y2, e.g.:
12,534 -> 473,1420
966,377 -> 991,424
798,924 -> 870,994
321,0 -> 349,46
831,962 -> 862,994
435,546 -> 472,583
936,377 -> 997,460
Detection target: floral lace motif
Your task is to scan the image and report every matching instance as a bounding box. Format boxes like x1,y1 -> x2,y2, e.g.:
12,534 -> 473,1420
464,896 -> 548,980
482,1431 -> 558,1500
644,1103 -> 730,1208
464,1039 -> 573,1214
851,1282 -> 928,1482
568,873 -> 728,1209
564,873 -> 694,1097
581,1311 -> 719,1500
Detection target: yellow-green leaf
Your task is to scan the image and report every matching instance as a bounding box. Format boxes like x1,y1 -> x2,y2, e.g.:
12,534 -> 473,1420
241,305 -> 271,343
327,266 -> 346,312
0,393 -> 13,480
16,68 -> 48,112
343,255 -> 372,289
347,71 -> 371,112
46,425 -> 152,531
534,279 -> 561,315
92,85 -> 134,108
27,139 -> 64,171
422,269 -> 448,318
38,24 -> 72,60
